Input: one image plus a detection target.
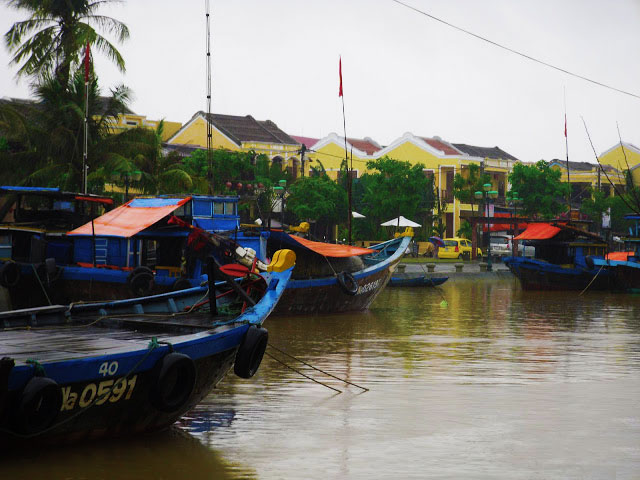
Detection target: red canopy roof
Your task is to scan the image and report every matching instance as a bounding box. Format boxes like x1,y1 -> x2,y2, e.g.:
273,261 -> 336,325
68,197 -> 191,237
514,222 -> 562,240
288,235 -> 374,257
606,251 -> 634,261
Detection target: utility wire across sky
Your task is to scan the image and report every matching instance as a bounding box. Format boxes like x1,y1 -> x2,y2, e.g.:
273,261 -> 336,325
391,0 -> 640,101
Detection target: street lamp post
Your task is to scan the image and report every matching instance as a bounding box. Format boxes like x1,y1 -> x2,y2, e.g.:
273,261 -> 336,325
475,183 -> 498,271
508,191 -> 521,256
112,169 -> 142,202
273,179 -> 287,227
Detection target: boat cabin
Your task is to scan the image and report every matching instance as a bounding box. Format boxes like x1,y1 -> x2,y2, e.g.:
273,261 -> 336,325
515,222 -> 607,267
0,186 -> 113,265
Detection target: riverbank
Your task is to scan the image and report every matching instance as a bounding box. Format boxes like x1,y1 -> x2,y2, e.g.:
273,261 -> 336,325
397,257 -> 514,280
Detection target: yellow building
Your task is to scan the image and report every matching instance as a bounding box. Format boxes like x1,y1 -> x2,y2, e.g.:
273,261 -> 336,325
549,159 -> 626,205
166,112 -> 302,176
598,142 -> 640,188
104,112 -> 181,141
307,132 -> 517,237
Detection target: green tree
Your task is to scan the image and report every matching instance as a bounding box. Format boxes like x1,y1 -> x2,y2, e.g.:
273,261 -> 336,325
452,163 -> 490,215
508,160 -> 569,219
358,157 -> 432,238
4,0 -> 129,86
286,175 -> 347,234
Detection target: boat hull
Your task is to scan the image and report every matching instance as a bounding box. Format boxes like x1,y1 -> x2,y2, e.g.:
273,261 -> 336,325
268,236 -> 410,315
504,257 -> 612,291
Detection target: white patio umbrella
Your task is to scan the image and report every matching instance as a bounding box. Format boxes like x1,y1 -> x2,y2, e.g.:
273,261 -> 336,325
352,211 -> 366,218
380,216 -> 421,227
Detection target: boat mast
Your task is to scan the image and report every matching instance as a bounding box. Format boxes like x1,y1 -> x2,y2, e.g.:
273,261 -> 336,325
206,0 -> 214,193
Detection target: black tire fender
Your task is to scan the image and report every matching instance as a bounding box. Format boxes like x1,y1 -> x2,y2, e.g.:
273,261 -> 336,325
234,325 -> 268,379
0,261 -> 20,288
585,255 -> 595,270
172,277 -> 192,291
336,271 -> 358,296
150,352 -> 197,413
14,376 -> 62,435
127,266 -> 155,297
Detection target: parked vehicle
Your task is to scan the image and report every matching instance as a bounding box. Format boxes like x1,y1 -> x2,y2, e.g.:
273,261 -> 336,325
490,234 -> 535,258
437,237 -> 482,260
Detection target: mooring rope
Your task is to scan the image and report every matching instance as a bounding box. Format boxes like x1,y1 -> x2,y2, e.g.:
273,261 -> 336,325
578,262 -> 606,296
268,344 -> 369,391
265,350 -> 342,394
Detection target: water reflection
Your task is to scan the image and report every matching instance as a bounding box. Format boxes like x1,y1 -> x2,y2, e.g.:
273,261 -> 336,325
0,428 -> 254,480
3,278 -> 640,479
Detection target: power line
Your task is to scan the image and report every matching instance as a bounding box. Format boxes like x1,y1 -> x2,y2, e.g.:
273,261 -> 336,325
390,0 -> 640,101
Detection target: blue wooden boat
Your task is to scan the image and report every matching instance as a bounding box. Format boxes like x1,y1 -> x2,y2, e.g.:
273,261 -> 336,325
0,195 -> 268,308
503,222 -> 613,290
0,253 -> 294,447
592,214 -> 640,293
389,275 -> 448,287
265,232 -> 411,315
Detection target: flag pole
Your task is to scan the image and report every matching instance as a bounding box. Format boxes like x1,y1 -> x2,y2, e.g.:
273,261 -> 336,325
339,56 -> 352,245
564,88 -> 571,220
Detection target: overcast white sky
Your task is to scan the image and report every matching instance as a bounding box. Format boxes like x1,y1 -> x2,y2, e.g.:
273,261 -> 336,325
1,0 -> 639,163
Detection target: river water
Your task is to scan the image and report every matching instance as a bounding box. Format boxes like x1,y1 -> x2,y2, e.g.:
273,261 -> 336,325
2,277 -> 640,479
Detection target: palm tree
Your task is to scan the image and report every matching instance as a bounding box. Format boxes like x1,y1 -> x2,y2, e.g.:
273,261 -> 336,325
4,0 -> 129,86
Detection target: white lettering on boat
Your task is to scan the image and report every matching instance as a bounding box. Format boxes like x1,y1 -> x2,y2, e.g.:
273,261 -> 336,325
61,375 -> 138,411
357,279 -> 381,295
98,361 -> 119,377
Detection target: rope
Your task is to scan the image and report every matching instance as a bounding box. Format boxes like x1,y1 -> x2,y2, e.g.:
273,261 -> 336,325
31,264 -> 52,306
265,350 -> 342,394
578,262 -> 606,296
268,344 -> 368,391
25,359 -> 46,377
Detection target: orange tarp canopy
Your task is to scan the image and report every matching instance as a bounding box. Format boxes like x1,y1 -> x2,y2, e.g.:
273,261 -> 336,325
514,222 -> 562,240
68,197 -> 191,237
269,230 -> 374,257
606,251 -> 634,261
482,212 -> 528,232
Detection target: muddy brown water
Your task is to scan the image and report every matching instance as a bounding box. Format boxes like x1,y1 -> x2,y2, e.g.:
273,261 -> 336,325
2,277 -> 639,479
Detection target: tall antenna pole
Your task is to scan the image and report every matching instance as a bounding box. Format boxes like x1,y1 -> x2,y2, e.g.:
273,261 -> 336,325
206,0 -> 214,193
83,41 -> 91,194
339,56 -> 352,244
564,88 -> 571,220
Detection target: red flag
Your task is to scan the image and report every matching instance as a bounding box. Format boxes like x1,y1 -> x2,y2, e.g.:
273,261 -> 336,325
339,56 -> 343,97
84,42 -> 91,83
564,114 -> 567,138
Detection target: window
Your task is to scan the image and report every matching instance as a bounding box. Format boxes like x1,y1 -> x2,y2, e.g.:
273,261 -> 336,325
224,202 -> 236,215
213,202 -> 224,215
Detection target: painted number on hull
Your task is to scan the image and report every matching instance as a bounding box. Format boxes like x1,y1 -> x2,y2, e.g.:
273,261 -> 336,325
61,375 -> 137,411
357,279 -> 381,295
98,361 -> 119,377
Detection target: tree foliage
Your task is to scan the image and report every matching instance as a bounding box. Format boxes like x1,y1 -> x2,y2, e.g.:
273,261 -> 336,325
452,163 -> 490,215
287,175 -> 347,228
508,160 -> 569,219
4,0 -> 129,86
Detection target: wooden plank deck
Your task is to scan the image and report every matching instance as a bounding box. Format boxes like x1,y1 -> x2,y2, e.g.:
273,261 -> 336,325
0,312 -> 237,364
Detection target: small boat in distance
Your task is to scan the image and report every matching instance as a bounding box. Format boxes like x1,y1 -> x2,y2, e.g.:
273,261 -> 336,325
0,249 -> 294,447
266,231 -> 411,315
503,221 -> 613,290
389,275 -> 448,287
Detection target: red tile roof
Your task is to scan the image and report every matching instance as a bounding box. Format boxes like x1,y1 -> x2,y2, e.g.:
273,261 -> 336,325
291,136 -> 319,148
419,137 -> 461,156
347,138 -> 381,155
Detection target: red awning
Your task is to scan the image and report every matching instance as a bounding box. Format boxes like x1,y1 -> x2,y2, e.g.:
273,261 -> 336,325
514,222 -> 562,240
482,212 -> 528,232
287,235 -> 374,257
606,251 -> 634,261
68,197 -> 191,237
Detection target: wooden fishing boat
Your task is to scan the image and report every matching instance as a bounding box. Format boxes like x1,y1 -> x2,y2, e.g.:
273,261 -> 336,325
265,231 -> 411,315
388,275 -> 448,287
0,251 -> 294,447
592,214 -> 640,293
503,222 -> 613,290
1,195 -> 268,309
